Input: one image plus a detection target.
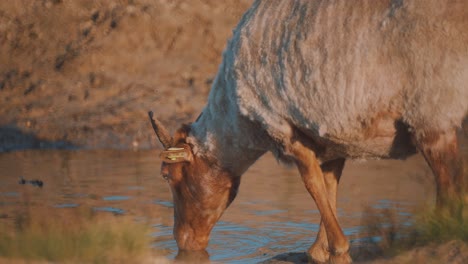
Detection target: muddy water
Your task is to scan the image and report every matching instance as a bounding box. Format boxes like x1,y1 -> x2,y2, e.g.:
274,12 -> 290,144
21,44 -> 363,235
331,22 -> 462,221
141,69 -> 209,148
0,149 -> 436,263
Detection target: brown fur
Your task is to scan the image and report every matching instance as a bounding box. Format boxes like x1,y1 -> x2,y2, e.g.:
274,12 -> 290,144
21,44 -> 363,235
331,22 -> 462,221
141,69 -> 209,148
415,130 -> 465,207
309,158 -> 346,262
160,130 -> 240,251
290,140 -> 352,262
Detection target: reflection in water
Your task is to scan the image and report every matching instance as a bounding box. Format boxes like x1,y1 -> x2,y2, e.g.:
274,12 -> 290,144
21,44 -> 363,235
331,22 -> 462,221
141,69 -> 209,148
93,206 -> 126,214
54,203 -> 79,208
0,149 -> 435,263
154,199 -> 174,208
103,195 -> 132,201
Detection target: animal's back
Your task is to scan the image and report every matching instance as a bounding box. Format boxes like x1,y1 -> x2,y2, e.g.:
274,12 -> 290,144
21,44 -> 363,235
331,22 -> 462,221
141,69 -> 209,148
219,0 -> 468,159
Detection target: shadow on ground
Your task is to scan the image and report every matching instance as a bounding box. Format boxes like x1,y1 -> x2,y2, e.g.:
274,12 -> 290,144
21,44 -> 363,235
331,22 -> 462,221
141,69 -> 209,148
0,126 -> 73,152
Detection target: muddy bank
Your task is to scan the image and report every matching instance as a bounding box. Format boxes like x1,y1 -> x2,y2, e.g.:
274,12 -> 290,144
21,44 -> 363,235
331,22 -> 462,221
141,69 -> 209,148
0,0 -> 253,150
363,240 -> 468,264
260,240 -> 468,264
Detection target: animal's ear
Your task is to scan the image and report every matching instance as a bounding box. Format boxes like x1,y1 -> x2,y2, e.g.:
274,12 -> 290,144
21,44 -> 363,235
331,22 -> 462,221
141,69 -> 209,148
159,145 -> 193,163
148,111 -> 173,148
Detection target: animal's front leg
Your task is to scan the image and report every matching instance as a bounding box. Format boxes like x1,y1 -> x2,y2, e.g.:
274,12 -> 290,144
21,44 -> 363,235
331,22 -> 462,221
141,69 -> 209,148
291,142 -> 351,263
309,158 -> 346,263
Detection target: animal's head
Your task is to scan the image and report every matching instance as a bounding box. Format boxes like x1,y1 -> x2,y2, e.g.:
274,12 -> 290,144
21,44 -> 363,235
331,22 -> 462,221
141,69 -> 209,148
148,111 -> 239,251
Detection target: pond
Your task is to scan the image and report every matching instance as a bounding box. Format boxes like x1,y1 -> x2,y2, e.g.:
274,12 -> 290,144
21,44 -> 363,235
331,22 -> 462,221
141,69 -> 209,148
0,149 -> 436,263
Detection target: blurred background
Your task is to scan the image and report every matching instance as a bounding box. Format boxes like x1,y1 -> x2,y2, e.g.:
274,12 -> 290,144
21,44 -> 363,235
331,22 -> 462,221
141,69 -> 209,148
0,0 -> 253,151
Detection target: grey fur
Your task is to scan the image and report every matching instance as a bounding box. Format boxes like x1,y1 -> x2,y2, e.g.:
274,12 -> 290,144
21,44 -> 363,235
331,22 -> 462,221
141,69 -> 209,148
188,0 -> 468,172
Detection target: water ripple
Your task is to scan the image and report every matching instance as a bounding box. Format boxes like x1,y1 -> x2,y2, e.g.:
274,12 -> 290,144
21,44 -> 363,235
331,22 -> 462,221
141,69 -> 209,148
154,199 -> 174,208
102,195 -> 131,201
54,203 -> 79,208
93,206 -> 125,214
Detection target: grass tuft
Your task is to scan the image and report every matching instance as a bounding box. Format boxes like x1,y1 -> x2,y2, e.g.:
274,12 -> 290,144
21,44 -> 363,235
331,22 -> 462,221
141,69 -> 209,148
359,193 -> 468,259
413,197 -> 468,244
0,206 -> 153,263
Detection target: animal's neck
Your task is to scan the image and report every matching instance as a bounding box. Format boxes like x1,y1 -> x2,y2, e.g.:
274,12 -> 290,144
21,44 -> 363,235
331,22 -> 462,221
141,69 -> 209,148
188,76 -> 268,177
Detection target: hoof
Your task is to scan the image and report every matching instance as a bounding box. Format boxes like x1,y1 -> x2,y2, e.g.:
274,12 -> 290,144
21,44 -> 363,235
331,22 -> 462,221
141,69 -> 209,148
307,245 -> 329,263
329,252 -> 352,264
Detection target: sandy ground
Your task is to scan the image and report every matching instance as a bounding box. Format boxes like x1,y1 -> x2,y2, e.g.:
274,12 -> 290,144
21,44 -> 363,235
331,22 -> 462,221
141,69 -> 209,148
0,0 -> 253,150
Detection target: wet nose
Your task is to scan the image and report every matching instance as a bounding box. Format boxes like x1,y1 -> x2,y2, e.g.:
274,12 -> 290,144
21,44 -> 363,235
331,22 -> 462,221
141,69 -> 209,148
174,225 -> 209,251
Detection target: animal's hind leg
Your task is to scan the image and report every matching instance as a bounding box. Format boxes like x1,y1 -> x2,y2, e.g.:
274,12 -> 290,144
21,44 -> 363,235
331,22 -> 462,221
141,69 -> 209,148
309,158 -> 346,263
291,141 -> 351,263
413,128 -> 465,208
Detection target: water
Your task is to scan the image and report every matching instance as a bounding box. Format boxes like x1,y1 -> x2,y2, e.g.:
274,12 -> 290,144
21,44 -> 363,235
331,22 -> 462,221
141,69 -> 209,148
0,149 -> 435,263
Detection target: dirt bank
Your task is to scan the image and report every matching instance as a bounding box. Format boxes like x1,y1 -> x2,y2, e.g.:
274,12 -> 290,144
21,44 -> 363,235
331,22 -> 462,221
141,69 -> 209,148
260,240 -> 468,264
0,0 -> 253,150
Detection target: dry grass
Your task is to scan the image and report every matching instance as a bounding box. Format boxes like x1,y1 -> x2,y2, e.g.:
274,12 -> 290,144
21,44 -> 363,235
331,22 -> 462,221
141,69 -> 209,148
359,159 -> 468,260
359,193 -> 468,259
0,205 -> 153,263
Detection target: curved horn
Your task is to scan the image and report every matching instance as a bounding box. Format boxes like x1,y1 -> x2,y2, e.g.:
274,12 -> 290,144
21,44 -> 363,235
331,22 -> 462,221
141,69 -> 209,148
148,111 -> 173,149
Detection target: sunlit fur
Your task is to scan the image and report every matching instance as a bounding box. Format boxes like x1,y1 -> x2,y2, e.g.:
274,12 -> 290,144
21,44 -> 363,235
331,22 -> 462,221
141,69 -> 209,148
189,0 -> 467,165
162,127 -> 240,251
165,0 -> 467,260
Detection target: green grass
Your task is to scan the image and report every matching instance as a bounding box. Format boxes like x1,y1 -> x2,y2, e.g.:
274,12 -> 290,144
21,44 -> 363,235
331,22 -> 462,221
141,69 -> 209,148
0,206 -> 153,263
412,198 -> 468,244
360,194 -> 468,258
361,158 -> 468,259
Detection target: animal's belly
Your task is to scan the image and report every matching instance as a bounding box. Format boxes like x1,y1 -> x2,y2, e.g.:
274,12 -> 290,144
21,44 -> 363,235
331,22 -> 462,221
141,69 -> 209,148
317,117 -> 416,161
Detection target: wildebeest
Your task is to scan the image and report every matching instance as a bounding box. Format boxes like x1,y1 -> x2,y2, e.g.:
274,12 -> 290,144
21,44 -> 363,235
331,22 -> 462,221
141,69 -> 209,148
149,0 -> 467,262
